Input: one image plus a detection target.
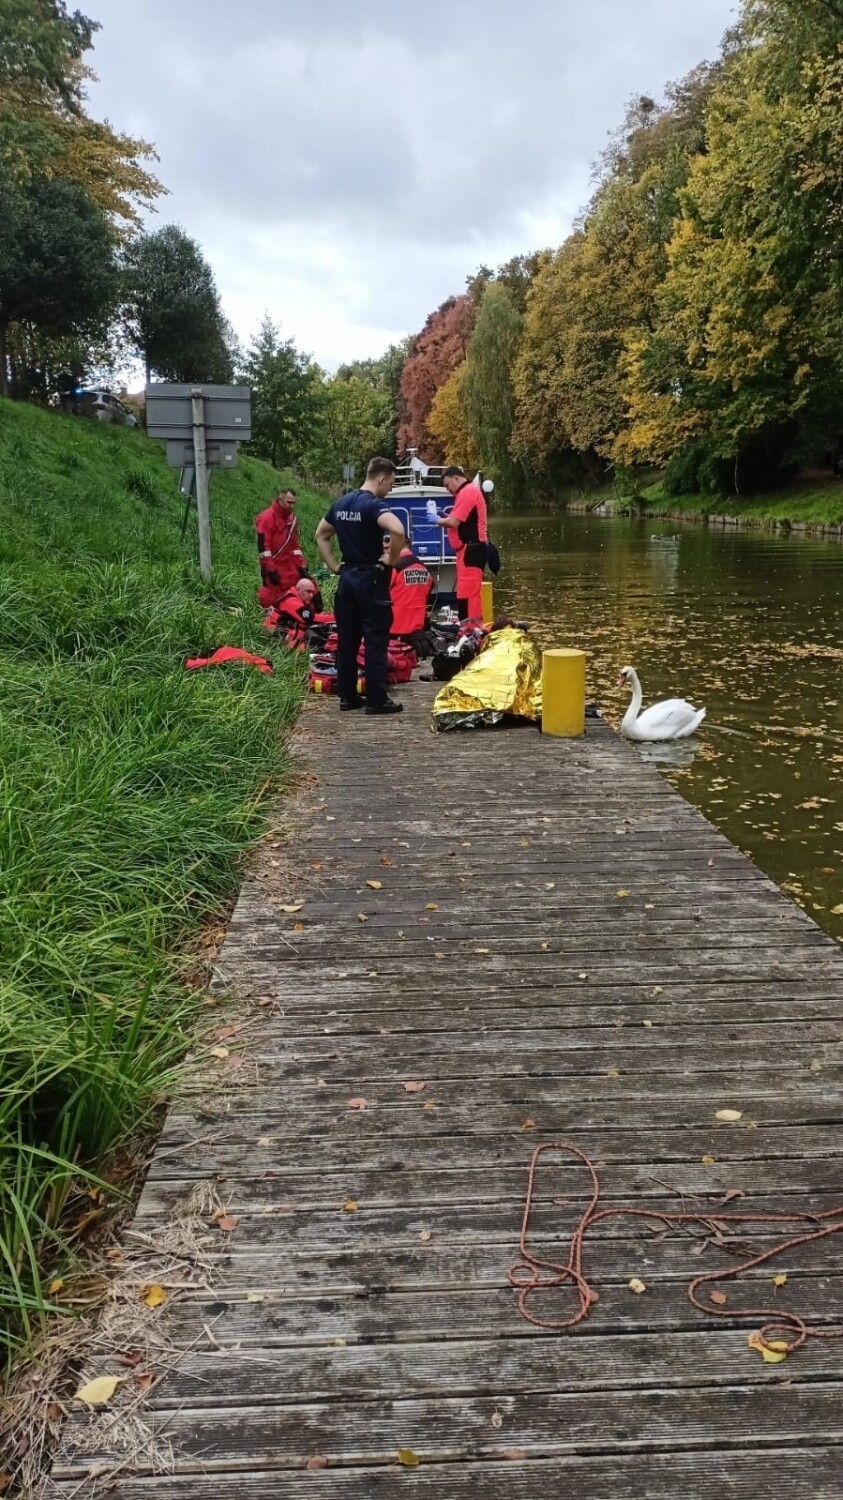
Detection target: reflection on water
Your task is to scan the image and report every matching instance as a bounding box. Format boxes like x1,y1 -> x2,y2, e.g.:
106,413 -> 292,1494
493,511 -> 843,943
635,738 -> 703,770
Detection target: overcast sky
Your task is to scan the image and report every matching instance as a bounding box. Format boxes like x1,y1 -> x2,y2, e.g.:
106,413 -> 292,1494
85,0 -> 737,373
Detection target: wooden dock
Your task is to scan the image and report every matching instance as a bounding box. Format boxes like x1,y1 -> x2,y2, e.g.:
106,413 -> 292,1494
48,686 -> 843,1497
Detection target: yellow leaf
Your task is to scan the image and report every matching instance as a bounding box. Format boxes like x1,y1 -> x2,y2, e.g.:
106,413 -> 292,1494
607,1067 -> 620,1079
343,1199 -> 358,1213
616,889 -> 629,898
245,1292 -> 265,1303
642,1019 -> 653,1029
280,903 -> 304,914
628,1278 -> 647,1294
701,1155 -> 717,1166
48,1278 -> 64,1295
715,1109 -> 743,1123
397,1449 -> 420,1467
142,1284 -> 167,1309
747,1332 -> 788,1363
425,903 -> 439,911
74,1374 -> 124,1405
209,1045 -> 229,1060
367,880 -> 383,890
831,905 -> 843,916
772,1274 -> 787,1288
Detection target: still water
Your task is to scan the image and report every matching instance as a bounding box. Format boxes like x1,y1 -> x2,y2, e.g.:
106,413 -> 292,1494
492,512 -> 843,943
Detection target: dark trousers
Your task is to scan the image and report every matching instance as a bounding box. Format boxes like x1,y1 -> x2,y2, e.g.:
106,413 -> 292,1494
335,566 -> 392,706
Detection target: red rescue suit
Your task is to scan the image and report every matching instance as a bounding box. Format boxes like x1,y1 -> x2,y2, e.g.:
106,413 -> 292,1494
255,499 -> 308,607
265,588 -> 331,648
446,480 -> 487,620
389,548 -> 433,638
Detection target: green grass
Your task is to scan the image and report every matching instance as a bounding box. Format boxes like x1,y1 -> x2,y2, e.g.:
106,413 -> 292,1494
0,399 -> 326,1367
567,473 -> 843,528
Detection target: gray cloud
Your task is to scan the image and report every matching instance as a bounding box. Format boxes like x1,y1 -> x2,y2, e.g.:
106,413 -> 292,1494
86,0 -> 736,368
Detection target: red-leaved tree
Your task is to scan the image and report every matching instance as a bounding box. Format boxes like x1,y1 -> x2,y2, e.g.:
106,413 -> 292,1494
397,294 -> 474,461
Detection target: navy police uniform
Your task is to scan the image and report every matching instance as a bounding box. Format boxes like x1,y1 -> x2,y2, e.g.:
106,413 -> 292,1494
323,490 -> 394,707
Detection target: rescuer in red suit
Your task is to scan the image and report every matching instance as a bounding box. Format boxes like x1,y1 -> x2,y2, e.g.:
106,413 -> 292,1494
436,466 -> 488,621
387,545 -> 434,644
255,487 -> 310,607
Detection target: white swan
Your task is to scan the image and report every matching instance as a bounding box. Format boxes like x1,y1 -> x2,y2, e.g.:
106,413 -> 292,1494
617,666 -> 706,742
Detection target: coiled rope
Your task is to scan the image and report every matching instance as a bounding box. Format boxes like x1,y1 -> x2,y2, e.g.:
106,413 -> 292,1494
508,1142 -> 843,1354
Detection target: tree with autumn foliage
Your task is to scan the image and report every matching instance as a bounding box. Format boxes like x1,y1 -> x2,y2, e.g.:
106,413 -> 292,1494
397,295 -> 474,461
428,361 -> 481,472
619,0 -> 843,492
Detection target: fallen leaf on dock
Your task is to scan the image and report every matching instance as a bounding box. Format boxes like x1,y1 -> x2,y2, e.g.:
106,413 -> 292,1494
701,1155 -> 717,1166
74,1375 -> 123,1406
306,1456 -> 329,1470
245,1292 -> 265,1302
628,1278 -> 647,1294
357,913 -> 368,923
208,1045 -> 229,1060
616,889 -> 629,898
426,903 -> 439,910
279,903 -> 304,914
213,1213 -> 239,1233
366,880 -> 383,890
347,1097 -> 368,1110
491,1411 -> 504,1429
720,1188 -> 744,1204
397,1449 -> 420,1467
419,1230 -> 432,1242
521,1118 -> 536,1130
607,1067 -> 620,1079
142,1284 -> 167,1309
343,1199 -> 358,1213
501,1449 -> 528,1460
715,1109 -> 743,1123
773,1274 -> 788,1288
709,1290 -> 728,1306
748,1332 -> 788,1363
404,1081 -> 426,1093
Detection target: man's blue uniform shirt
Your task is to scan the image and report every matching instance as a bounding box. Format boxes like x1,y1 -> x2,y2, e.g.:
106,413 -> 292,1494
324,490 -> 389,566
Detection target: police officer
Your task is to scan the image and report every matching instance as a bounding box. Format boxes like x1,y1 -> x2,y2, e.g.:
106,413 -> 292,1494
315,457 -> 406,714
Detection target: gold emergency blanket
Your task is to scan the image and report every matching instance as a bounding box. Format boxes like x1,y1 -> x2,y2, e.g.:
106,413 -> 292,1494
432,626 -> 543,728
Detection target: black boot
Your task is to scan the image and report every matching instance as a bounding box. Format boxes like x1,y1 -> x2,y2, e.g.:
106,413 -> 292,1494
365,699 -> 404,715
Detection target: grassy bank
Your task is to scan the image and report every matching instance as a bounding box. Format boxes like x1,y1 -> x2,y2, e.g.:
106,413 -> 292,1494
0,399 -> 324,1369
567,475 -> 843,531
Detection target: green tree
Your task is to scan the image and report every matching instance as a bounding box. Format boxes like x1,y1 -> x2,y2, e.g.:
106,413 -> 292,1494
306,374 -> 392,486
122,226 -> 232,385
240,314 -> 321,469
461,282 -> 525,500
336,337 -> 411,459
0,171 -> 117,397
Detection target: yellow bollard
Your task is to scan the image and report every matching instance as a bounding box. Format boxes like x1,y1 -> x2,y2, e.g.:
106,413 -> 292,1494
542,648 -> 586,737
481,580 -> 495,625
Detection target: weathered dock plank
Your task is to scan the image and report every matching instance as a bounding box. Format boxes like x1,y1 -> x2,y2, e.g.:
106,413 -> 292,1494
46,690 -> 843,1497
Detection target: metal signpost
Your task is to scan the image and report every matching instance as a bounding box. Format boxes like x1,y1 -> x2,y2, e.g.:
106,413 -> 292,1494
145,383 -> 252,581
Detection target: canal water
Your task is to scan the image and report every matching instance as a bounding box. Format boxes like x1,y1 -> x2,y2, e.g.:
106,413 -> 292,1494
492,511 -> 843,943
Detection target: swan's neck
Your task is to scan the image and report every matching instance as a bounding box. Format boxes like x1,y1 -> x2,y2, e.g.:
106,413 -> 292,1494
622,673 -> 643,730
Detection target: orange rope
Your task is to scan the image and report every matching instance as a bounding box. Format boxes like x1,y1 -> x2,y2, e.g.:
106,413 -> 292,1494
508,1142 -> 843,1353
